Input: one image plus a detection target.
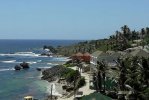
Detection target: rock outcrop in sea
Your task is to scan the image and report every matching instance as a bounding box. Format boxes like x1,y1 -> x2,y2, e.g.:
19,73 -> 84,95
20,62 -> 29,69
14,65 -> 22,70
14,62 -> 30,70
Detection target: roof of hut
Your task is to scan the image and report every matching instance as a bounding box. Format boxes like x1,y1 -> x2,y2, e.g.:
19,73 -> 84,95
83,52 -> 90,56
75,52 -> 83,56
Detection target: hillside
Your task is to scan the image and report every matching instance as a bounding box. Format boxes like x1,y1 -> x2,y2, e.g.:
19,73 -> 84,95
44,25 -> 149,56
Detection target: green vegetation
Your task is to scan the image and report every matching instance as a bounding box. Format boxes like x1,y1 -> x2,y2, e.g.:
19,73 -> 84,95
61,67 -> 86,89
43,45 -> 57,53
61,69 -> 80,83
103,77 -> 117,90
44,25 -> 149,56
93,56 -> 149,99
117,57 -> 149,100
78,77 -> 86,88
63,63 -> 74,67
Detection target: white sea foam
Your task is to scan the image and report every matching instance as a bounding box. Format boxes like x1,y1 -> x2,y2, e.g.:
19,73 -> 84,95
1,60 -> 37,64
54,57 -> 71,61
47,83 -> 62,97
15,52 -> 34,54
1,60 -> 16,63
27,77 -> 35,79
0,52 -> 40,57
27,61 -> 37,64
0,68 -> 14,72
47,63 -> 52,65
47,63 -> 59,66
38,67 -> 51,69
37,60 -> 42,62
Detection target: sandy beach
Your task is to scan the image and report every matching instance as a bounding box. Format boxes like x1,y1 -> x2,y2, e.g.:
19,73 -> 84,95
47,83 -> 63,97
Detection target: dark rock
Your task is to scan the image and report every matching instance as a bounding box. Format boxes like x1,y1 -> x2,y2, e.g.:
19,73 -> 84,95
106,91 -> 118,99
20,62 -> 29,69
41,65 -> 68,82
14,65 -> 22,70
36,68 -> 42,71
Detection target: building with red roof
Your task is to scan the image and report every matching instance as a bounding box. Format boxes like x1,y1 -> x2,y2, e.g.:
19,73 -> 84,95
71,52 -> 91,63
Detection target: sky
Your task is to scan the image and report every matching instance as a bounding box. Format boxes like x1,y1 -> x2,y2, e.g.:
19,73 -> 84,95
0,0 -> 149,40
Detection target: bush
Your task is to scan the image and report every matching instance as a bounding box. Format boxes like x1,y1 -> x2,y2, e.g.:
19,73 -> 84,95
66,70 -> 80,83
78,77 -> 86,88
63,63 -> 74,67
60,69 -> 80,83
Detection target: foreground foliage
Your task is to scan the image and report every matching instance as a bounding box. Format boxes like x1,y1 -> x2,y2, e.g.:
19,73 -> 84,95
117,57 -> 149,100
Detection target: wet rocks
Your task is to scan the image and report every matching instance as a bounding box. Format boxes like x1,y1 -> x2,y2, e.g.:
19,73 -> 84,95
36,68 -> 42,71
14,62 -> 29,70
20,62 -> 29,69
41,65 -> 68,82
14,65 -> 22,70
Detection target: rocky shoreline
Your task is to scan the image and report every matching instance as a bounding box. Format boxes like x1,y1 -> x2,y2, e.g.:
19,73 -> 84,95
41,65 -> 73,100
41,65 -> 69,82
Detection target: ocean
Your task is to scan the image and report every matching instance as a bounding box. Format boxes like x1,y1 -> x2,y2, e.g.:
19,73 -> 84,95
0,39 -> 81,100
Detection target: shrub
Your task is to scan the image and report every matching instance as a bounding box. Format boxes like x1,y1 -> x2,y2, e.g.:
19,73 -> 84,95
78,77 -> 86,88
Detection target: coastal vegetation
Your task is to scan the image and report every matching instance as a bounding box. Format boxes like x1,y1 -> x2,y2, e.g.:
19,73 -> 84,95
116,57 -> 149,99
44,25 -> 149,56
92,56 -> 149,100
41,65 -> 86,91
42,25 -> 149,99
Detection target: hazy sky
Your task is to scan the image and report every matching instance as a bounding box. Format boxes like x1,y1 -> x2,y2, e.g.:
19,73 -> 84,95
0,0 -> 149,40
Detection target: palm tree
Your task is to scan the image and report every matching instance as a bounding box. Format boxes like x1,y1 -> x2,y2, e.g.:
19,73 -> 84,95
146,27 -> 149,36
96,61 -> 102,92
132,30 -> 137,41
121,25 -> 131,40
96,61 -> 106,93
141,28 -> 146,38
118,57 -> 149,100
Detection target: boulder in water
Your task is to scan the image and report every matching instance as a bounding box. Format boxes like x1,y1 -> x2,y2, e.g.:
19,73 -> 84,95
14,65 -> 22,70
36,68 -> 41,71
20,62 -> 29,69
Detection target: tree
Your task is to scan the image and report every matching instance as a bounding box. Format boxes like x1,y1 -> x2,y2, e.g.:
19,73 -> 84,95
146,27 -> 149,36
121,25 -> 131,40
141,28 -> 146,38
132,30 -> 137,41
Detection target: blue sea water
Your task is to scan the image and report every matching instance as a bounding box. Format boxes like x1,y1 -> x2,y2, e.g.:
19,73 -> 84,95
0,39 -> 81,100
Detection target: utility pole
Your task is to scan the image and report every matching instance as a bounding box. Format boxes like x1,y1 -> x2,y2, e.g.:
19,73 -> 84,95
51,84 -> 53,100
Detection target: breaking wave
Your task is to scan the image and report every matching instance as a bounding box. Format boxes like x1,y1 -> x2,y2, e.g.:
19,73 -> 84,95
53,57 -> 71,61
0,52 -> 40,57
0,60 -> 16,63
47,63 -> 59,66
0,68 -> 14,72
0,60 -> 37,64
27,61 -> 37,64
